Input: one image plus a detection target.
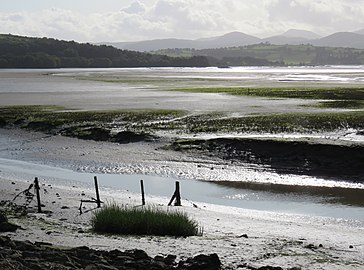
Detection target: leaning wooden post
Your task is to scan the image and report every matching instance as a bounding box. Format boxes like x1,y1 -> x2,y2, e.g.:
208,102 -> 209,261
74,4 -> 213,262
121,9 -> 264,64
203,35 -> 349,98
34,177 -> 42,213
168,181 -> 182,206
140,180 -> 145,206
174,181 -> 181,206
94,176 -> 101,208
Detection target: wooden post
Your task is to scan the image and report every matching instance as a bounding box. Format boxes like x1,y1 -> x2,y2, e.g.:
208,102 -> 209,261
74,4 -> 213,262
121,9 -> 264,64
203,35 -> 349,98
34,177 -> 42,213
174,181 -> 181,206
94,176 -> 101,208
168,181 -> 181,206
140,180 -> 145,206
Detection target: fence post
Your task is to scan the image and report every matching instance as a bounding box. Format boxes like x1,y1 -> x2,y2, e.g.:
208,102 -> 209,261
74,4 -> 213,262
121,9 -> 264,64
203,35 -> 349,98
168,181 -> 181,206
34,177 -> 42,213
94,176 -> 101,208
174,181 -> 181,206
140,180 -> 145,206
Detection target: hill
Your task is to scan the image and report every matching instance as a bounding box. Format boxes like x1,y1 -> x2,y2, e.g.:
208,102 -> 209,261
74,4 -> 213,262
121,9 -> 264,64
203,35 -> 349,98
101,32 -> 260,52
354,29 -> 364,35
311,32 -> 364,49
103,30 -> 364,52
0,34 -> 209,68
155,44 -> 364,66
263,29 -> 321,45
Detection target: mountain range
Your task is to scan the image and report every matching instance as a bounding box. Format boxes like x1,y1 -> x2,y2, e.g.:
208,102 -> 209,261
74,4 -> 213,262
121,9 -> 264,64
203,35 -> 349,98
102,29 -> 364,51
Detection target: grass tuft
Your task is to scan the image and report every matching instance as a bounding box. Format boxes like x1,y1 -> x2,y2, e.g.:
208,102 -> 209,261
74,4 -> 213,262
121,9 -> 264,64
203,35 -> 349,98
91,204 -> 201,237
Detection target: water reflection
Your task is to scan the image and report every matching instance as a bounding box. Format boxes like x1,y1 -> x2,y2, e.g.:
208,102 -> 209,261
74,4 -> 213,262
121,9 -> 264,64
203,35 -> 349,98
211,181 -> 364,207
0,157 -> 363,221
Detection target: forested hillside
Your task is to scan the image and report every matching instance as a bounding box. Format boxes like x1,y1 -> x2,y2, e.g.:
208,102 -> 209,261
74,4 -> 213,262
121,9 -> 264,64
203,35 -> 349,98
0,34 -> 209,68
155,44 -> 364,66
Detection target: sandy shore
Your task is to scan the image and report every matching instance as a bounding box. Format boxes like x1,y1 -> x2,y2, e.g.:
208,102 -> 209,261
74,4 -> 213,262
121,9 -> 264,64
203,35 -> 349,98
0,128 -> 363,269
1,175 -> 364,270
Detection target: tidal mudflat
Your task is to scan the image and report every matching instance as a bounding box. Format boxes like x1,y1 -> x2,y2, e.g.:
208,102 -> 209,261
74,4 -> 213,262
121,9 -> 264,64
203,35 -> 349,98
1,67 -> 364,269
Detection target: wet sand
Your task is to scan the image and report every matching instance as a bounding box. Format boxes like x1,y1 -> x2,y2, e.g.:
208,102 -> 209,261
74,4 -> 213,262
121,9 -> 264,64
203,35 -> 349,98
1,174 -> 364,269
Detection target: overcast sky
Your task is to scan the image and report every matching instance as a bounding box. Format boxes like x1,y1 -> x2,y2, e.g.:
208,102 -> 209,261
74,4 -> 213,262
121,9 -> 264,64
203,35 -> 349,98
1,0 -> 364,42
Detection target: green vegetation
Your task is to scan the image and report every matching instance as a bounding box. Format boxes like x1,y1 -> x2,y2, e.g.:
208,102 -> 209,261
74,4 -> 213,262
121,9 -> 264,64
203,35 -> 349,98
1,105 -> 363,136
0,105 -> 186,142
171,86 -> 364,110
2,34 -> 363,68
154,44 -> 364,66
0,34 -> 209,68
91,204 -> 201,237
172,86 -> 364,100
168,111 -> 364,134
307,100 -> 364,109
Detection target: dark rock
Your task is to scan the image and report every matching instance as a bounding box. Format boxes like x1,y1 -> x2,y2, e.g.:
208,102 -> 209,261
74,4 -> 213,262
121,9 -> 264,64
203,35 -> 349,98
0,237 -> 223,270
0,221 -> 19,232
131,249 -> 149,260
61,206 -> 69,209
304,244 -> 317,250
178,253 -> 221,270
349,245 -> 354,249
258,266 -> 283,270
0,212 -> 7,223
239,234 -> 249,238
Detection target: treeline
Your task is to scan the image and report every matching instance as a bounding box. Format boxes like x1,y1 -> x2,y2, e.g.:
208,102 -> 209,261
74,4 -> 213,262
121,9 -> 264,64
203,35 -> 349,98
155,44 -> 364,66
0,34 -> 209,68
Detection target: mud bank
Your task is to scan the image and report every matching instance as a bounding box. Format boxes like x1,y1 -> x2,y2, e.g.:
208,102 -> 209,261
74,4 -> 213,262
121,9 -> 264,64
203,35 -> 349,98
167,137 -> 364,182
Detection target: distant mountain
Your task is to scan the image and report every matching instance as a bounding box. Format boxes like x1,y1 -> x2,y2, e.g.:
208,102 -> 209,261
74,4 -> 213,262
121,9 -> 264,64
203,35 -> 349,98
262,29 -> 321,45
282,29 -> 321,39
354,29 -> 364,35
102,29 -> 364,52
196,31 -> 261,48
103,38 -> 197,52
103,32 -> 260,52
311,32 -> 364,49
263,35 -> 310,45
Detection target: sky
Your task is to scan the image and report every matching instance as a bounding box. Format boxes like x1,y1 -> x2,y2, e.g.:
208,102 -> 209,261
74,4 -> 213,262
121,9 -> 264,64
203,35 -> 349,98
1,0 -> 364,42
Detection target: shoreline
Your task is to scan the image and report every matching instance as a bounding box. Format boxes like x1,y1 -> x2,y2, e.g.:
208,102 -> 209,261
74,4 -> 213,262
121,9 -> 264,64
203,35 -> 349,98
1,173 -> 364,269
1,129 -> 364,269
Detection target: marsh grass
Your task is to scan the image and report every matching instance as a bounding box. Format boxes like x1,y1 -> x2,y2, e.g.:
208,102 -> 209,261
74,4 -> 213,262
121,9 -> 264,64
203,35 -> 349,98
0,105 -> 185,136
91,204 -> 201,237
1,105 -> 363,136
172,86 -> 364,100
307,100 -> 364,109
170,111 -> 364,134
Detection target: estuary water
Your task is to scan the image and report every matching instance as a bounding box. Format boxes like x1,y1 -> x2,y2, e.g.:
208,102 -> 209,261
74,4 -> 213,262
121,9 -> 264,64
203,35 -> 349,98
0,66 -> 363,222
0,66 -> 363,112
0,157 -> 363,222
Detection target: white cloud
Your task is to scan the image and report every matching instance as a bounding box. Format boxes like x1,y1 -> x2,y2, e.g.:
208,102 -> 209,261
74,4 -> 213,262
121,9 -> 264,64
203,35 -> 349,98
266,0 -> 364,35
122,1 -> 146,14
0,0 -> 363,42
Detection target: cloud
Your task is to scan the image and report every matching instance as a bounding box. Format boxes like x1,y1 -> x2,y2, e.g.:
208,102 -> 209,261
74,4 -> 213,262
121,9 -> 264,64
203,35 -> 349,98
266,0 -> 364,34
122,1 -> 146,14
0,0 -> 363,42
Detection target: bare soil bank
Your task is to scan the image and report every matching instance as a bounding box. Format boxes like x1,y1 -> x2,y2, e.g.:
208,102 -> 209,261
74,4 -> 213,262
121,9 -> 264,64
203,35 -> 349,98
167,137 -> 364,182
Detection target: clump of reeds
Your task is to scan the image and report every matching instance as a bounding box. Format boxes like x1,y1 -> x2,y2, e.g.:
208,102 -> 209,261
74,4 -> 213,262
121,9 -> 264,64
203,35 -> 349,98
91,204 -> 201,237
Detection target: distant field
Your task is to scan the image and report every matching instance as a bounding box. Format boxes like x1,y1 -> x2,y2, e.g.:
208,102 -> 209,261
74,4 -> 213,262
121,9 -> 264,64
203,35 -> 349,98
154,44 -> 364,65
